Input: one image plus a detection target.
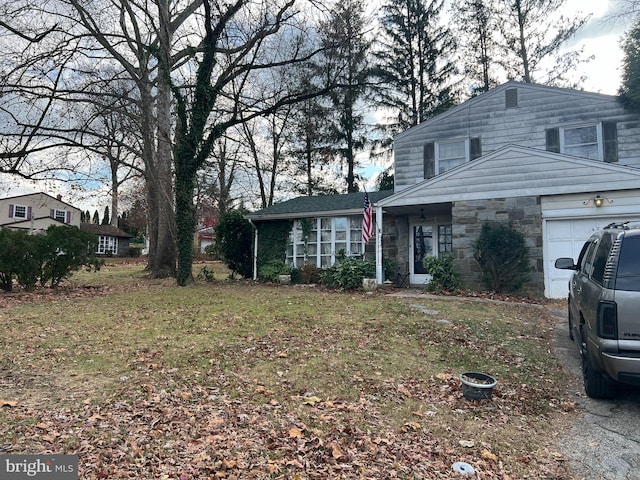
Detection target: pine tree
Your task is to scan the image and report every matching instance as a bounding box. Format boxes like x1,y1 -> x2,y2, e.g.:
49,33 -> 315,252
319,0 -> 374,193
453,0 -> 500,95
375,0 -> 458,136
496,0 -> 590,85
102,206 -> 110,225
620,18 -> 640,112
92,210 -> 100,225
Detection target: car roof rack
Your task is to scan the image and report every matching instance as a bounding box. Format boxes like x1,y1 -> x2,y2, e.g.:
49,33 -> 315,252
604,221 -> 639,230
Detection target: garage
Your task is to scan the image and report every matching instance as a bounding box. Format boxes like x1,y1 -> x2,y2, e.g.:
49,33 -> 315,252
543,190 -> 640,298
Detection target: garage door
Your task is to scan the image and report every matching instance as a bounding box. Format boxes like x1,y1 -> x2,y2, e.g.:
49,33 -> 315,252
544,217 -> 638,298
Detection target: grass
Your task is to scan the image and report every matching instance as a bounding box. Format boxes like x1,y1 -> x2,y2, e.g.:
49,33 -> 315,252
0,262 -> 578,479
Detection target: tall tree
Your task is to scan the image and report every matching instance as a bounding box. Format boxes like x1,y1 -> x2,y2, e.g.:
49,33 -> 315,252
620,18 -> 640,112
453,0 -> 500,95
496,0 -> 590,85
320,0 -> 374,193
375,0 -> 458,137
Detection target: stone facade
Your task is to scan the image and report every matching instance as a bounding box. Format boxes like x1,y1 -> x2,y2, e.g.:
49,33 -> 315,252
451,196 -> 544,297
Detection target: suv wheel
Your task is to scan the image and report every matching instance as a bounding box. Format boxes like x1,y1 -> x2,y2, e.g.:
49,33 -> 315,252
581,334 -> 616,399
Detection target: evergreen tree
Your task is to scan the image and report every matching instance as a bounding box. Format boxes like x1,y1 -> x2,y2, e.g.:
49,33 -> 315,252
496,0 -> 590,85
453,0 -> 500,95
102,206 -> 110,225
320,0 -> 374,193
92,210 -> 100,225
85,210 -> 90,224
620,18 -> 640,112
374,0 -> 459,137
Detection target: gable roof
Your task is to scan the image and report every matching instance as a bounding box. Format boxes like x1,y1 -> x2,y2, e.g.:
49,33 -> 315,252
247,190 -> 394,221
1,192 -> 81,212
378,145 -> 640,208
80,223 -> 132,238
395,81 -> 618,141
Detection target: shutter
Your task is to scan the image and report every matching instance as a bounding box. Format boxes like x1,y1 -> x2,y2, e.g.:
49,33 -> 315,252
65,211 -> 71,224
423,142 -> 435,179
470,137 -> 482,160
50,209 -> 55,219
545,127 -> 560,153
603,121 -> 618,163
9,204 -> 14,218
27,206 -> 32,220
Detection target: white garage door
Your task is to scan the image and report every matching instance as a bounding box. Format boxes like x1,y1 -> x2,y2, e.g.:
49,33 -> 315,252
544,217 -> 637,298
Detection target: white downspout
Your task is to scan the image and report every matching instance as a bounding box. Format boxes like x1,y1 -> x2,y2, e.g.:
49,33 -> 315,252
248,218 -> 258,280
375,205 -> 383,284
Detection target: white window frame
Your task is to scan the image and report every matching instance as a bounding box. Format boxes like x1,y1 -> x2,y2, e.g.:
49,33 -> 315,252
559,123 -> 603,160
435,138 -> 469,175
286,217 -> 365,268
13,204 -> 28,220
97,235 -> 118,255
54,209 -> 67,223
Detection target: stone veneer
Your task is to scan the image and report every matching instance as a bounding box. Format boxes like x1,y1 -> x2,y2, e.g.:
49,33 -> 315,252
452,196 -> 544,297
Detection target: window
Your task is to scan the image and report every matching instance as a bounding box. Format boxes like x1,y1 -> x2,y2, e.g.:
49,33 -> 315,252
562,125 -> 599,160
13,204 -> 27,220
545,122 -> 618,162
54,209 -> 67,223
438,225 -> 453,254
424,138 -> 481,179
97,235 -> 118,255
286,217 -> 366,268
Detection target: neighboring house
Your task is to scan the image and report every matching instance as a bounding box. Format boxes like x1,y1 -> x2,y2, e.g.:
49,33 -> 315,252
247,190 -> 394,271
249,81 -> 640,298
0,192 -> 81,232
80,223 -> 133,256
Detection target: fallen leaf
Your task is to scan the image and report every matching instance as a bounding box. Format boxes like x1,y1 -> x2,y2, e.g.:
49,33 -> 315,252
0,400 -> 17,408
329,441 -> 343,459
403,421 -> 421,431
459,440 -> 475,448
397,384 -> 412,397
288,427 -> 304,438
481,449 -> 498,462
436,372 -> 452,380
302,396 -> 321,406
276,351 -> 288,358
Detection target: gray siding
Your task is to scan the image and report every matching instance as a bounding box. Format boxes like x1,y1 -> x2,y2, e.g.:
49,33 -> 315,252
394,82 -> 640,190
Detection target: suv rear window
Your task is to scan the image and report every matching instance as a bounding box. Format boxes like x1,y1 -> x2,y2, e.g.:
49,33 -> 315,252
615,236 -> 640,291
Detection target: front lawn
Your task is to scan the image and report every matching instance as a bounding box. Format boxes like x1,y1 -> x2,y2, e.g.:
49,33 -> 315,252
0,262 -> 577,479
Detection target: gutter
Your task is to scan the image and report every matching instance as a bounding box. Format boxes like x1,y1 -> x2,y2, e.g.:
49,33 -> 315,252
247,217 -> 258,281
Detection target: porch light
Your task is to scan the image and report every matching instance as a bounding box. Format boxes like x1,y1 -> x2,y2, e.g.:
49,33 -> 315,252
583,195 -> 612,207
594,195 -> 603,207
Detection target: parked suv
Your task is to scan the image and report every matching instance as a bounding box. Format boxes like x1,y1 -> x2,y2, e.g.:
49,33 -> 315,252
555,222 -> 640,398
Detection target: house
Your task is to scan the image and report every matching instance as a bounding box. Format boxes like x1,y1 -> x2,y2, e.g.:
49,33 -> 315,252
80,223 -> 133,256
0,192 -> 81,232
247,190 -> 393,272
248,81 -> 640,298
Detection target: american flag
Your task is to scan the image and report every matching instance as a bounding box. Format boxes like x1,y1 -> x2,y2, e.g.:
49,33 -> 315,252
362,192 -> 374,244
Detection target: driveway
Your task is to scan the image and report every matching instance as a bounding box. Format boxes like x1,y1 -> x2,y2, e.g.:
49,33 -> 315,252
549,306 -> 640,480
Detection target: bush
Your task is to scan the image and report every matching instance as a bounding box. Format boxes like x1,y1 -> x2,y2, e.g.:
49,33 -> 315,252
299,263 -> 322,284
383,258 -> 397,282
213,210 -> 253,278
258,259 -> 290,282
473,222 -> 531,293
197,265 -> 215,282
321,257 -> 375,290
422,255 -> 460,293
0,226 -> 102,291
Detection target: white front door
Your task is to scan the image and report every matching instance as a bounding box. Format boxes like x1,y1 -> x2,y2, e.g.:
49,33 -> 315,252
410,223 -> 434,285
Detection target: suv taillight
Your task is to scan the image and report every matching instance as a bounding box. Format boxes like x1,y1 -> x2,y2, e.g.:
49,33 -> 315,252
597,301 -> 618,339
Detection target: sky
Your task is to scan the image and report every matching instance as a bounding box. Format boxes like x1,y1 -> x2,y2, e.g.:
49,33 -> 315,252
1,0 -> 635,212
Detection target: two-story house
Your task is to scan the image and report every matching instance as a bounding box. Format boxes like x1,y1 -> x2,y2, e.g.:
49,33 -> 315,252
0,192 -> 81,232
247,81 -> 640,298
375,81 -> 640,298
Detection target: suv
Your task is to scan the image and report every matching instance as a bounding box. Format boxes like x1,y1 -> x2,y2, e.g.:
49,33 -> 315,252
555,222 -> 640,398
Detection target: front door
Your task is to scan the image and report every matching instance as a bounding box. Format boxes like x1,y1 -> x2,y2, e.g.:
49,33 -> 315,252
410,223 -> 434,285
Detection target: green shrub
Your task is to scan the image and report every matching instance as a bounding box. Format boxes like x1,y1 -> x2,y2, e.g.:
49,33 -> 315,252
258,259 -> 290,282
473,222 -> 531,293
213,210 -> 253,278
383,258 -> 397,282
197,266 -> 215,282
422,255 -> 460,293
321,257 -> 375,290
0,229 -> 24,291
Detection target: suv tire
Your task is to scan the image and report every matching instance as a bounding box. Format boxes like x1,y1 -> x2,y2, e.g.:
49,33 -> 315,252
581,331 -> 616,399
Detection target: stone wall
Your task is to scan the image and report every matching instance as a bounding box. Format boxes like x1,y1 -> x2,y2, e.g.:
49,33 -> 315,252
452,196 -> 544,297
